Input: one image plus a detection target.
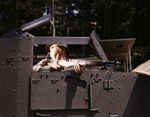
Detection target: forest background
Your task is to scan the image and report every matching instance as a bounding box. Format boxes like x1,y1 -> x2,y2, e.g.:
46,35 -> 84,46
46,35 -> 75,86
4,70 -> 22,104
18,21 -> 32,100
0,0 -> 150,68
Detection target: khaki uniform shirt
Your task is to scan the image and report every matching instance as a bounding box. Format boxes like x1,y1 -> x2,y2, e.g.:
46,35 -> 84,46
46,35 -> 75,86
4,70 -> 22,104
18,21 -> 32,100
33,59 -> 53,72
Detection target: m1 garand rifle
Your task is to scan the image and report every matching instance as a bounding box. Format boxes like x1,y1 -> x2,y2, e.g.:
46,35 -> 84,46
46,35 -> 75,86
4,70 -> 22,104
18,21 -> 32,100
58,58 -> 121,70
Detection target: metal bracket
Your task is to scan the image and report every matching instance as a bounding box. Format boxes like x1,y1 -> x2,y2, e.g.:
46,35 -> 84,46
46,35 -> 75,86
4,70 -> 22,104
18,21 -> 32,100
103,80 -> 114,90
51,79 -> 59,84
109,113 -> 118,117
88,84 -> 100,113
32,79 -> 40,84
35,113 -> 51,117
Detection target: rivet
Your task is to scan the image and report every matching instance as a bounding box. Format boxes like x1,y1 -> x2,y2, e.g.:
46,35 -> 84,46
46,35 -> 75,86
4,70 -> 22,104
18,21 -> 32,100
96,73 -> 99,78
45,74 -> 48,79
17,100 -> 21,104
110,100 -> 114,104
90,74 -> 93,79
12,89 -> 16,94
122,74 -> 126,77
28,58 -> 31,61
17,83 -> 21,87
61,75 -> 64,80
56,88 -> 60,93
32,79 -> 40,84
40,75 -> 43,79
12,113 -> 15,117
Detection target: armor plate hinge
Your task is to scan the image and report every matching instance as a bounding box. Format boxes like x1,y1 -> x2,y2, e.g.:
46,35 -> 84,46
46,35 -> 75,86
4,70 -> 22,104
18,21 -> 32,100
103,79 -> 114,90
109,113 -> 118,117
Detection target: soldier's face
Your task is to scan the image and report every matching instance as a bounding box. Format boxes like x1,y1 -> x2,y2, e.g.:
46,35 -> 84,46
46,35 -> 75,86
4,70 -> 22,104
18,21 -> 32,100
50,47 -> 66,63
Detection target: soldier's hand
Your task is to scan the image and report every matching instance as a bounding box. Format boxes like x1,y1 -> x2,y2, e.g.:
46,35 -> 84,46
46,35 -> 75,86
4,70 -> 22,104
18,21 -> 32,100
50,62 -> 62,70
74,63 -> 86,73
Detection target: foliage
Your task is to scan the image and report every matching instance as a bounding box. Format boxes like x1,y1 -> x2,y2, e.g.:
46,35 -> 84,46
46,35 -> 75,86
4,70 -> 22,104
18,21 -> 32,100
0,0 -> 149,65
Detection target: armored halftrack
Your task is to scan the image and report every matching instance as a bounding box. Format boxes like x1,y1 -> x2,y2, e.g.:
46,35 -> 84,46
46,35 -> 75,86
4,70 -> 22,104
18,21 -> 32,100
0,15 -> 150,117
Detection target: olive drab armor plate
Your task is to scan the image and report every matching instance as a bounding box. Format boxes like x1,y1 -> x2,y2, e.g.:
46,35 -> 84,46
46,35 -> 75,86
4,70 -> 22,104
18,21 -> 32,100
31,71 -> 89,110
0,33 -> 33,117
0,31 -> 141,117
91,71 -> 137,117
30,70 -> 137,117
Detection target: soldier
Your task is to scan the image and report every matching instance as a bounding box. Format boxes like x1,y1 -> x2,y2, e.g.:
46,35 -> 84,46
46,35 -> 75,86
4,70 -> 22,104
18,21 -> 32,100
33,44 -> 86,73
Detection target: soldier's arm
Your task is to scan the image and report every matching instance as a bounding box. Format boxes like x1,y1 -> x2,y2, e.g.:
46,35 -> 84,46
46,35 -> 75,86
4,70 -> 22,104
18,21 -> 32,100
33,59 -> 49,71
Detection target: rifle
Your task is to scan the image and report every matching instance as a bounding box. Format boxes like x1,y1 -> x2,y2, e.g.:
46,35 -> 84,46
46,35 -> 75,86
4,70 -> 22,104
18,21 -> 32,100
58,58 -> 121,69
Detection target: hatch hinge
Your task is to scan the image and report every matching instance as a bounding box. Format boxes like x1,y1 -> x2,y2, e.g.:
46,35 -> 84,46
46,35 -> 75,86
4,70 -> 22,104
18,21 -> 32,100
103,79 -> 114,90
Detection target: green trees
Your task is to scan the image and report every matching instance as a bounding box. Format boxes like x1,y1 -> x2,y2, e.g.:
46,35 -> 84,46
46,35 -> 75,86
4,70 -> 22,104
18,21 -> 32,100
0,0 -> 149,64
0,0 -> 137,37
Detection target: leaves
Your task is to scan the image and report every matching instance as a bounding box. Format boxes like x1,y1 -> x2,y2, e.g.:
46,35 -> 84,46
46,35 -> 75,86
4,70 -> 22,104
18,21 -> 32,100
0,0 -> 149,44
